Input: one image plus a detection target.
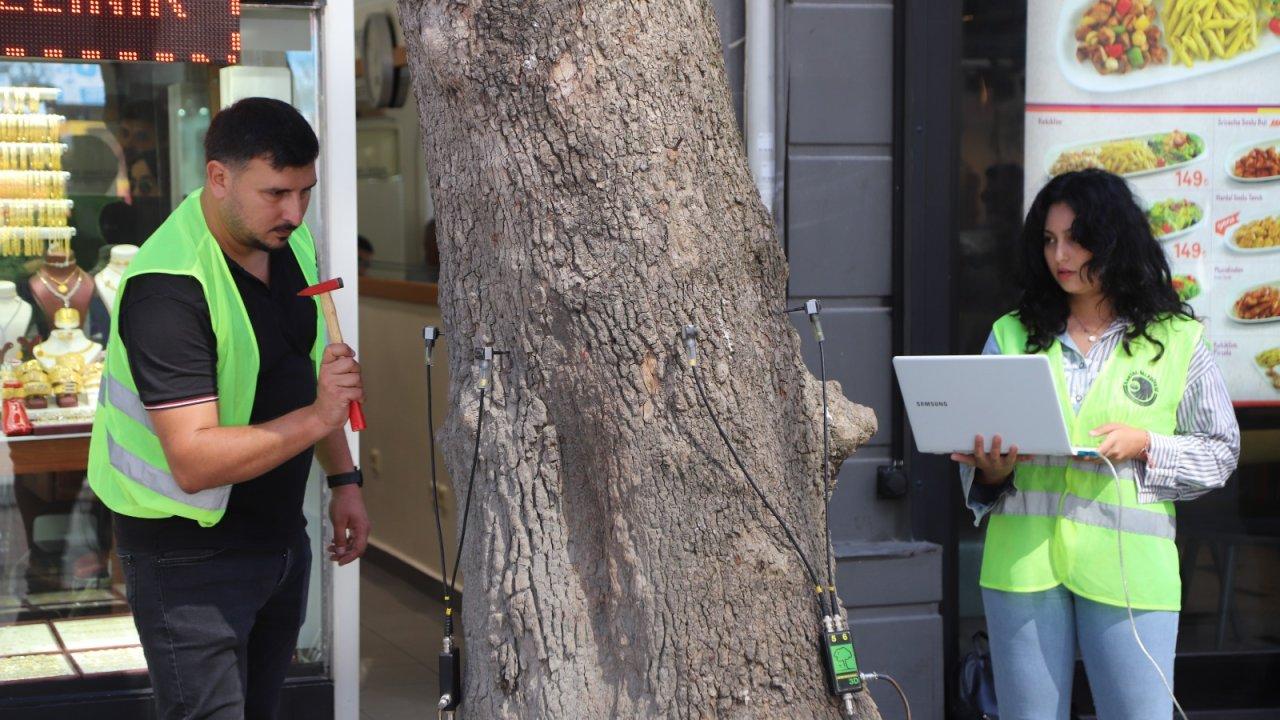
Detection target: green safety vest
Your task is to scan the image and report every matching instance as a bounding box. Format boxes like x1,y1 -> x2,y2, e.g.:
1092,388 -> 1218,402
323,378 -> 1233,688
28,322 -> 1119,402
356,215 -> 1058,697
87,189 -> 325,527
980,312 -> 1201,611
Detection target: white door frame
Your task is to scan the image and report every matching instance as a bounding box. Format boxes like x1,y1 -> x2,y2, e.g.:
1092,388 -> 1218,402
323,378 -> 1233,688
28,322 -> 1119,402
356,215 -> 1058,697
318,1 -> 360,718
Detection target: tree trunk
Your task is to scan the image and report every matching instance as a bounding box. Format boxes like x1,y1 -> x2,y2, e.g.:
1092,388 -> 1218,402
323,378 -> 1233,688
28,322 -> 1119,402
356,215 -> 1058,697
397,1 -> 881,717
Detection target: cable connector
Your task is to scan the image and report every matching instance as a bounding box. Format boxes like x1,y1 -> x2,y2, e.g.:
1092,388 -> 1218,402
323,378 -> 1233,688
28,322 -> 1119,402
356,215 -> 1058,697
438,643 -> 461,711
805,299 -> 825,342
783,299 -> 825,343
682,325 -> 699,367
473,345 -> 512,389
423,325 -> 439,366
474,347 -> 494,389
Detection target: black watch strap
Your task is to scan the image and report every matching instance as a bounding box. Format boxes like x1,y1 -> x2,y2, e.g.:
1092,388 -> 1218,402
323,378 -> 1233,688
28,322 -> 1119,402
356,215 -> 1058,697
326,468 -> 363,489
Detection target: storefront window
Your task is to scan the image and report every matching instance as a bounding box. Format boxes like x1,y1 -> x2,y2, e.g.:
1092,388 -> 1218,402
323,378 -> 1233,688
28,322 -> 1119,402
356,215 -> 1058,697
0,4 -> 329,697
354,3 -> 437,285
956,0 -> 1280,708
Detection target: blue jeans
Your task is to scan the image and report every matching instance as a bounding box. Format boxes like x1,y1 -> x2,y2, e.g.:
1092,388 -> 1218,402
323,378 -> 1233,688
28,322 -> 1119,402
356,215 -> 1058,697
117,529 -> 311,720
982,586 -> 1178,720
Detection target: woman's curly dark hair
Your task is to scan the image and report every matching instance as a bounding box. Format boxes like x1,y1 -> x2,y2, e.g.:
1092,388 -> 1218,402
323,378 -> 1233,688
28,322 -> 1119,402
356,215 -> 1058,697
1016,169 -> 1192,360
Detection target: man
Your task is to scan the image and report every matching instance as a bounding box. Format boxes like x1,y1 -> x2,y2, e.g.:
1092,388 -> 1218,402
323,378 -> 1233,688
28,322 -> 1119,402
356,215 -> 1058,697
88,97 -> 370,719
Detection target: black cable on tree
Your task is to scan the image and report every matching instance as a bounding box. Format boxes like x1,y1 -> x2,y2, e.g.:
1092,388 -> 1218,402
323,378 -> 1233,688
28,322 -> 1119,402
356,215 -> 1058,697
450,385 -> 486,597
425,362 -> 452,632
691,363 -> 830,618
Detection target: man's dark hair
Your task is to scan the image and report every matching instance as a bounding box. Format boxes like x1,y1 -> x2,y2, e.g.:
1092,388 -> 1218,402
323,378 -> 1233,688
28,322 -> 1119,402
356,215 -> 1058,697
204,97 -> 319,169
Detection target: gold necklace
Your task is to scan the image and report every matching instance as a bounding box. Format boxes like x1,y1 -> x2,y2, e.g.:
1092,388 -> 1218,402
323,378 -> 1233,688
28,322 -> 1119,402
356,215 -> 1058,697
41,267 -> 77,294
36,270 -> 82,306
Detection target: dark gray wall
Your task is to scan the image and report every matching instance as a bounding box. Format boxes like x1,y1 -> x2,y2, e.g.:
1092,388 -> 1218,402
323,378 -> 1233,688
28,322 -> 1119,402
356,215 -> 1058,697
708,0 -> 944,718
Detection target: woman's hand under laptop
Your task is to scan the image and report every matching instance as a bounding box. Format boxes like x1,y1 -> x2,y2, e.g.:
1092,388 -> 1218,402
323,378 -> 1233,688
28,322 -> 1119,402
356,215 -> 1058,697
952,434 -> 1032,485
1089,423 -> 1151,464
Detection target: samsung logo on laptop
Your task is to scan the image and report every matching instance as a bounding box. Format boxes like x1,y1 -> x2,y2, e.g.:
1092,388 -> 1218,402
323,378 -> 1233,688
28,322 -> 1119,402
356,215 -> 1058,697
915,401 -> 948,407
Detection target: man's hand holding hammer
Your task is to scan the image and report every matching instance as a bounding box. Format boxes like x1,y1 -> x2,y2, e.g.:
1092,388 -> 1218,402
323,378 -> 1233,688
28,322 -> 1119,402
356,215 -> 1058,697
314,342 -> 364,430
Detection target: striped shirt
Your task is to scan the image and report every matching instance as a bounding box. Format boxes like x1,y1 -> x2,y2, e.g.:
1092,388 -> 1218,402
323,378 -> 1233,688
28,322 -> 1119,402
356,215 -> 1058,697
961,319 -> 1241,524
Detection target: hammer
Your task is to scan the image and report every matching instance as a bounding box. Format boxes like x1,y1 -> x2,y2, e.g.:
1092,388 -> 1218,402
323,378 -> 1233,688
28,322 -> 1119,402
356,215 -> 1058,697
299,277 -> 366,432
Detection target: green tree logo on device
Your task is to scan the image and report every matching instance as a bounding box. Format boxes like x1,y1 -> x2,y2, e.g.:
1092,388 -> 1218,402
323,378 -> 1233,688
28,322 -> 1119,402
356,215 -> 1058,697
1123,370 -> 1159,407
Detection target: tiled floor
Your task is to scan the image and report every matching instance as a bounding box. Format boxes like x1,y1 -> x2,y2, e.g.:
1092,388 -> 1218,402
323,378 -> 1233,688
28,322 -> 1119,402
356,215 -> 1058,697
359,560 -> 453,720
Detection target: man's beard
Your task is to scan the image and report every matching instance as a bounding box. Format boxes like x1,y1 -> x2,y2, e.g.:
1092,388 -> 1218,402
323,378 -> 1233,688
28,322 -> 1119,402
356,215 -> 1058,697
247,230 -> 295,253
224,204 -> 295,252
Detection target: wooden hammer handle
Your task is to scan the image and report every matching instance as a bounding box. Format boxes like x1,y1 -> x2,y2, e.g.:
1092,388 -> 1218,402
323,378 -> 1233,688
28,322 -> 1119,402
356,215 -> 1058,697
318,294 -> 343,344
316,293 -> 364,432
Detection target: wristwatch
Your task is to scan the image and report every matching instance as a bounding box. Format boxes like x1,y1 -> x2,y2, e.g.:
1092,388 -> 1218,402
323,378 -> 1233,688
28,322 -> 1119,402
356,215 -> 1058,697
326,468 -> 363,489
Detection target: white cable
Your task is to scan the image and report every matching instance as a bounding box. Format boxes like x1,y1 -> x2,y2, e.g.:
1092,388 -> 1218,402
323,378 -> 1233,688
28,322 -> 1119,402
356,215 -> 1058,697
1098,454 -> 1188,720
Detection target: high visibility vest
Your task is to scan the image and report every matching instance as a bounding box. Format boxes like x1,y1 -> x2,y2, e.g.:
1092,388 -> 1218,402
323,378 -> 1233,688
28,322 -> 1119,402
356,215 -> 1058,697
87,189 -> 324,527
980,312 -> 1201,611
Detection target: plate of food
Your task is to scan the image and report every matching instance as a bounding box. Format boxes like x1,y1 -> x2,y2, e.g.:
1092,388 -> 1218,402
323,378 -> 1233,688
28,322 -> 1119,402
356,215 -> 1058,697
1254,346 -> 1280,391
1225,138 -> 1280,182
1146,197 -> 1204,241
1172,273 -> 1201,302
1058,0 -> 1280,93
1226,210 -> 1280,252
1047,130 -> 1205,178
1228,281 -> 1280,322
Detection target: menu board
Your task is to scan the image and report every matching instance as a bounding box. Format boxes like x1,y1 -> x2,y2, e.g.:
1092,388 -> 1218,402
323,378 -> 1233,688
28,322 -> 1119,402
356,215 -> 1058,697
1026,0 -> 1280,406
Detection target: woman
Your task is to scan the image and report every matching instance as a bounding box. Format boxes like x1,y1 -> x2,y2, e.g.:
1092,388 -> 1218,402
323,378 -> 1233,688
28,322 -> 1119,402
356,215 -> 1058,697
953,169 -> 1239,719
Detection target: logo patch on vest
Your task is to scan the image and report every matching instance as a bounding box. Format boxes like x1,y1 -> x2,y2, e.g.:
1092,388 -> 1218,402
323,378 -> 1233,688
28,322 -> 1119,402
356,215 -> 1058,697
1123,370 -> 1159,407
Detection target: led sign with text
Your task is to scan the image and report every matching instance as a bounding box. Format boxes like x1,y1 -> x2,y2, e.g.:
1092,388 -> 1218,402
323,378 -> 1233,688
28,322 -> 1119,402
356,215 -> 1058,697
0,0 -> 240,64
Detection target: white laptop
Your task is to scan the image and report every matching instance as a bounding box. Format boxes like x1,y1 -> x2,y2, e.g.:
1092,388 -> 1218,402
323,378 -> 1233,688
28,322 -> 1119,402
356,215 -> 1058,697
892,355 -> 1099,458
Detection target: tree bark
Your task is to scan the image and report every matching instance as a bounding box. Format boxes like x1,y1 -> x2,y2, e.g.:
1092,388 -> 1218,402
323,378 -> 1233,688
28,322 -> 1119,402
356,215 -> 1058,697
397,1 -> 881,717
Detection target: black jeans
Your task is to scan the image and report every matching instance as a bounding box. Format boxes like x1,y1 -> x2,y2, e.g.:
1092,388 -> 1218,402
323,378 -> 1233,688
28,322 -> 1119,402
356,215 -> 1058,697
117,529 -> 311,720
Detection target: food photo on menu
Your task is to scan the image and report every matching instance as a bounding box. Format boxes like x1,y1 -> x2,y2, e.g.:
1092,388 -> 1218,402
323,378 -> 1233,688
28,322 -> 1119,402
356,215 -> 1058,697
1227,212 -> 1280,251
1255,346 -> 1280,390
1228,139 -> 1280,181
1147,196 -> 1205,240
1047,128 -> 1205,178
1062,0 -> 1280,91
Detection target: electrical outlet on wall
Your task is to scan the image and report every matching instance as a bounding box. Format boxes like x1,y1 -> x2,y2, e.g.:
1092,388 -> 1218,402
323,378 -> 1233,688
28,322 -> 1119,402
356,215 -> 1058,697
369,447 -> 382,477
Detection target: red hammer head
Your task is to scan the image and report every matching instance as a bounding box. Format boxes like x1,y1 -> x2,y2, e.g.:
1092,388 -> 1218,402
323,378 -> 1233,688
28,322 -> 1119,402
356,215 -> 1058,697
298,277 -> 344,297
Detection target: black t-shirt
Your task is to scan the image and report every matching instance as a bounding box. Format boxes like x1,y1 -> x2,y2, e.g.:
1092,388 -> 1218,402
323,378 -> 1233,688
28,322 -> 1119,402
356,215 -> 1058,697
112,248 -> 318,552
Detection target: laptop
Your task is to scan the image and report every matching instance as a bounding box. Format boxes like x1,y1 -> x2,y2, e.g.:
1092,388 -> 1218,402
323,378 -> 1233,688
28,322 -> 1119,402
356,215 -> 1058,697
892,355 -> 1099,458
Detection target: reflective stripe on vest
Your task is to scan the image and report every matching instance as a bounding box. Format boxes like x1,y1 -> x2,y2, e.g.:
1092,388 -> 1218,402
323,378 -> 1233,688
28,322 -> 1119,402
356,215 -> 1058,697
1061,494 -> 1176,541
99,377 -> 227,511
102,374 -> 154,432
105,433 -> 228,511
998,489 -> 1059,517
999,489 -> 1175,541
